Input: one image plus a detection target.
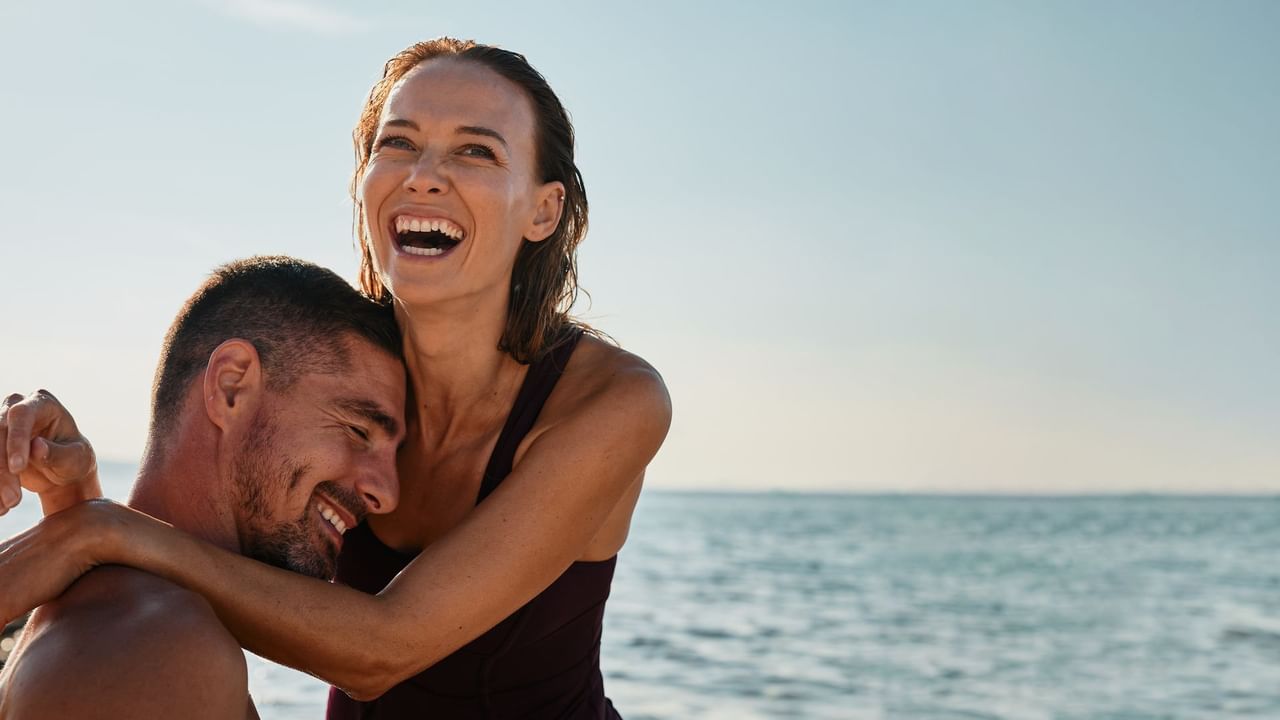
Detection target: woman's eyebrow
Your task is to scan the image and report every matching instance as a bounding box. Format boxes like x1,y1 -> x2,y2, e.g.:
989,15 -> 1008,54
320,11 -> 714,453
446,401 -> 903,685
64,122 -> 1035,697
456,125 -> 508,149
383,118 -> 419,131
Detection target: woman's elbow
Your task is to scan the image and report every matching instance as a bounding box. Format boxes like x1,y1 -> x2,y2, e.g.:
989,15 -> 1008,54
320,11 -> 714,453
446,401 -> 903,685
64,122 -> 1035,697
341,682 -> 391,703
337,664 -> 400,701
339,644 -> 430,700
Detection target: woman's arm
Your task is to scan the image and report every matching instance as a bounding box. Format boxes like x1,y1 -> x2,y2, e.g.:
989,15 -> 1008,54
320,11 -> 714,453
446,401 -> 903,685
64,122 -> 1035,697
1,361 -> 671,699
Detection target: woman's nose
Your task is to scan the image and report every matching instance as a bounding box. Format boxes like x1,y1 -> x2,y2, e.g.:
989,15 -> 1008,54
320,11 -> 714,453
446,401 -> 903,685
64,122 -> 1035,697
404,154 -> 449,195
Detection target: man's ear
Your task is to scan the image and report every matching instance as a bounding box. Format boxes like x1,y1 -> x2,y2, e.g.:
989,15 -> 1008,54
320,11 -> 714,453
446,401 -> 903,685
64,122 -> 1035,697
524,180 -> 566,243
202,339 -> 264,432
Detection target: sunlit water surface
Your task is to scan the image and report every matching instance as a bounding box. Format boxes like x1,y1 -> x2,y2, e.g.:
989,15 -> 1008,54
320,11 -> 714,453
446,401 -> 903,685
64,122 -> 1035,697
2,463 -> 1278,719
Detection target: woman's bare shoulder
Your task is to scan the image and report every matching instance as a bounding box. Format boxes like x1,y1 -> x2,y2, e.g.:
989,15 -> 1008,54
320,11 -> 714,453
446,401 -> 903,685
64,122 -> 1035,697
530,334 -> 670,445
560,335 -> 668,409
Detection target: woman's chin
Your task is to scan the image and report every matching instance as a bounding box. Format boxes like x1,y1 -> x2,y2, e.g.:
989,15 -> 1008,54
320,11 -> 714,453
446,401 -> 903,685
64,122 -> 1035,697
388,276 -> 512,328
387,280 -> 451,310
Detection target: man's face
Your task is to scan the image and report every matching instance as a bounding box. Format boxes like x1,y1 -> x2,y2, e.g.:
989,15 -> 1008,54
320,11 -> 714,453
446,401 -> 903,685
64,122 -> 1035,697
232,337 -> 405,579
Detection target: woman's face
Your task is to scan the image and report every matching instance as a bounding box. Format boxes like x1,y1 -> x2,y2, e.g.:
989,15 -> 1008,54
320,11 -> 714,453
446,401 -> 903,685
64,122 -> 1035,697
359,58 -> 563,311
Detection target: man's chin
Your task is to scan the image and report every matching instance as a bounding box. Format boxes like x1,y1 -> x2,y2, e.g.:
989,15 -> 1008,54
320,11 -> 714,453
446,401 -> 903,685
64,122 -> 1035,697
285,557 -> 335,581
246,542 -> 336,581
283,550 -> 337,581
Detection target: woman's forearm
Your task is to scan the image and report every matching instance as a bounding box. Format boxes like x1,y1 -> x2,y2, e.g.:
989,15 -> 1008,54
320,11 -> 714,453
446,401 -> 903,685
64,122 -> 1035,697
61,498 -> 549,699
16,368 -> 668,697
99,506 -> 421,697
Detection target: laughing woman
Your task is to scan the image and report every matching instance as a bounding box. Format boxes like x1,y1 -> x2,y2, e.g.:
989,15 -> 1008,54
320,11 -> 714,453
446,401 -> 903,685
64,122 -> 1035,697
0,38 -> 669,719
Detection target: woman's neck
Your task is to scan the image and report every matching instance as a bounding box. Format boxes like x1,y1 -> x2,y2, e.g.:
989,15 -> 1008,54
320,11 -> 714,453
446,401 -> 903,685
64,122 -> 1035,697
395,296 -> 528,443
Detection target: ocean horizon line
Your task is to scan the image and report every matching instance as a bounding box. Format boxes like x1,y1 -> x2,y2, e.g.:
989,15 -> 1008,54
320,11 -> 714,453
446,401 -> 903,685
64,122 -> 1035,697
95,459 -> 1278,499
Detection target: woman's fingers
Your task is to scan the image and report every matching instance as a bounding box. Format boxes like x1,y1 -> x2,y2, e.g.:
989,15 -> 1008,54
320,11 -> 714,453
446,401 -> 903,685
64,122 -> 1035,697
3,392 -> 37,474
0,390 -> 96,494
0,395 -> 28,514
0,473 -> 21,515
31,437 -> 96,486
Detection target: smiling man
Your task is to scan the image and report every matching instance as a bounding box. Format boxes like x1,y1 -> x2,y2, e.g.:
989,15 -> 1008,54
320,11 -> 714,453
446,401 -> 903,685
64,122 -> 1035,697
0,256 -> 406,720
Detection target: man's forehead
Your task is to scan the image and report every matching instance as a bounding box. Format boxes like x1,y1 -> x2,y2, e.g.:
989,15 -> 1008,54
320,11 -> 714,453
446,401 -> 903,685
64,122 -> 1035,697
329,341 -> 407,396
284,362 -> 403,421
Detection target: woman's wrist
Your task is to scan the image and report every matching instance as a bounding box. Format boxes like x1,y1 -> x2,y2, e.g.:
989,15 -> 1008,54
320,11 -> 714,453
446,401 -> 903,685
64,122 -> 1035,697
73,498 -> 131,568
36,471 -> 103,517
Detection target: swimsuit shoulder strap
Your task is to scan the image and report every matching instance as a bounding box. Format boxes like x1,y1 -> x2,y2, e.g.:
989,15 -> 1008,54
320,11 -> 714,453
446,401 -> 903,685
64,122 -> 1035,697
477,329 -> 585,504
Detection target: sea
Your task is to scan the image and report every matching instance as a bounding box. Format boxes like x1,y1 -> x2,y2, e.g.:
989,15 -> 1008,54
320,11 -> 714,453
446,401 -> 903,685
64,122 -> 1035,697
2,462 -> 1278,719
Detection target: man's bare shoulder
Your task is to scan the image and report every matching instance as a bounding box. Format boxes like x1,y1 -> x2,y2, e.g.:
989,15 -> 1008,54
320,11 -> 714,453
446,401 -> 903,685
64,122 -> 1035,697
1,566 -> 250,720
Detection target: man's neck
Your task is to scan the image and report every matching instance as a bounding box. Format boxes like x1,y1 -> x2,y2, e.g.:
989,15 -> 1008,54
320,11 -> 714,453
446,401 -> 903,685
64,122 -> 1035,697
128,444 -> 242,554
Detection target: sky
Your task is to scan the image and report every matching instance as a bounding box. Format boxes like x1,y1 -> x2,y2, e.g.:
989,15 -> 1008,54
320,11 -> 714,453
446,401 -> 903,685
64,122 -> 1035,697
1,0 -> 1276,493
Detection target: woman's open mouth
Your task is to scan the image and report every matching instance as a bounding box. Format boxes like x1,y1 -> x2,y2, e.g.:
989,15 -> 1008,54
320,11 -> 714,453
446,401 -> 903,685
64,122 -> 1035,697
393,216 -> 464,257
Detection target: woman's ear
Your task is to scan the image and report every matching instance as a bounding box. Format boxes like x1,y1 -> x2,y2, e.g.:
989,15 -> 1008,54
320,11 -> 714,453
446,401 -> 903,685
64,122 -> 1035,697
202,339 -> 264,432
524,180 -> 566,243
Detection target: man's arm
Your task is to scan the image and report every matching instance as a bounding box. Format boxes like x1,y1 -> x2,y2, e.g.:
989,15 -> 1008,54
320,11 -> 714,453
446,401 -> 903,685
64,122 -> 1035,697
0,568 -> 250,720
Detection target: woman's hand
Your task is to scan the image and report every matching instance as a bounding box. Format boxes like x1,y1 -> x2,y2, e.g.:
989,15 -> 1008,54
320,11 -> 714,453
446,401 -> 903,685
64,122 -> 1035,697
0,389 -> 101,516
0,499 -> 124,626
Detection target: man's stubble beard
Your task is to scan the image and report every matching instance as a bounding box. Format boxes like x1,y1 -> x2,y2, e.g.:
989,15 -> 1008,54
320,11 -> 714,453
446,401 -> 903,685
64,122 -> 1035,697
233,408 -> 335,580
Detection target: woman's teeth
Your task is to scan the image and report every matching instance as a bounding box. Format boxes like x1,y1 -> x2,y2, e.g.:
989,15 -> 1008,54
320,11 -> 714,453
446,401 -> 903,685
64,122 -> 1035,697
394,217 -> 464,239
318,502 -> 347,534
403,245 -> 446,256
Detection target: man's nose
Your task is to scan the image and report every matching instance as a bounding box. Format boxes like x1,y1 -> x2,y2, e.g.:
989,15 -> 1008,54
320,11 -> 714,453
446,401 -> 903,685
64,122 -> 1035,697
356,453 -> 399,515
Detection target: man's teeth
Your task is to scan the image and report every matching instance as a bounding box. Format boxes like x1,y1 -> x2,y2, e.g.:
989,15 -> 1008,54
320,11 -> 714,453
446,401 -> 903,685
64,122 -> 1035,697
394,216 -> 463,239
317,503 -> 347,535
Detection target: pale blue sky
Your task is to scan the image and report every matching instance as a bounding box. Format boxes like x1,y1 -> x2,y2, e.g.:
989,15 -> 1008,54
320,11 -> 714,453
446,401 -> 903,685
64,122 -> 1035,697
1,1 -> 1276,492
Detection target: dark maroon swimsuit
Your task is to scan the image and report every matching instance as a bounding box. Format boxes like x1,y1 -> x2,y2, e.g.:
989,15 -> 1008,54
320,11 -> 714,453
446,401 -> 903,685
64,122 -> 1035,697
326,331 -> 622,719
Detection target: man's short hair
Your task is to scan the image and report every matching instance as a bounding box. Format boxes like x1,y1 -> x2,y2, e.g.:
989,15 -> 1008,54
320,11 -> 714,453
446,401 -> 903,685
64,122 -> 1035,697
149,255 -> 401,435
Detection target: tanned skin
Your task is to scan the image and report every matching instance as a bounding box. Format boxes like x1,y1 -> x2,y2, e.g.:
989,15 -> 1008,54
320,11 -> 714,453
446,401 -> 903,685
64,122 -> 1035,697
0,335 -> 405,720
0,56 -> 671,707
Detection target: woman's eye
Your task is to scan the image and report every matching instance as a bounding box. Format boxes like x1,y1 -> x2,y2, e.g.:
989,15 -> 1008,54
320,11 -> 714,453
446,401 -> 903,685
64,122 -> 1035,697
375,135 -> 415,151
459,144 -> 496,160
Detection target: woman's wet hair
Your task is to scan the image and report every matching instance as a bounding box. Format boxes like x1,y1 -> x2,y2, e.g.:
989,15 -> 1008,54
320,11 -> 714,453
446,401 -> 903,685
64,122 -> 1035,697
352,37 -> 589,363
